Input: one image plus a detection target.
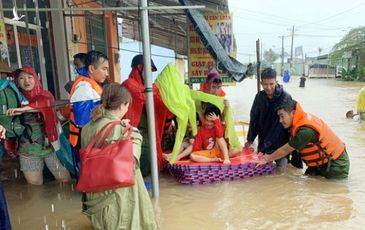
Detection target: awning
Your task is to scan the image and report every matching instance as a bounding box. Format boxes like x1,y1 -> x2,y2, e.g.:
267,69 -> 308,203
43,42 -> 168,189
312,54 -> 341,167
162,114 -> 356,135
179,0 -> 249,82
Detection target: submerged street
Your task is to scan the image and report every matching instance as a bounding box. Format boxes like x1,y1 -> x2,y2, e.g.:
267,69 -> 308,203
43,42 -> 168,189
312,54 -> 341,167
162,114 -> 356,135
3,77 -> 365,230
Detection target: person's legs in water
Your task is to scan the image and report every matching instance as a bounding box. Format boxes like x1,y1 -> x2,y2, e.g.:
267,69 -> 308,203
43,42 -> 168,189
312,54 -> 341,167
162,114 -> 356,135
45,152 -> 71,182
140,129 -> 151,177
325,151 -> 349,179
304,167 -> 322,177
275,157 -> 288,169
0,180 -> 11,230
19,154 -> 44,185
290,151 -> 303,168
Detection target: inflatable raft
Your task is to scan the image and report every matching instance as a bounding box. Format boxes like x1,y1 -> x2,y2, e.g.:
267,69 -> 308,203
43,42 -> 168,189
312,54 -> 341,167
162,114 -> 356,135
163,149 -> 275,185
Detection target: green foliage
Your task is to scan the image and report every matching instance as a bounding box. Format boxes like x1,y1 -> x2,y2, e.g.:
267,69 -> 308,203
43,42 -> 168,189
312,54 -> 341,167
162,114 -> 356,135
263,49 -> 279,65
341,66 -> 365,81
329,27 -> 365,66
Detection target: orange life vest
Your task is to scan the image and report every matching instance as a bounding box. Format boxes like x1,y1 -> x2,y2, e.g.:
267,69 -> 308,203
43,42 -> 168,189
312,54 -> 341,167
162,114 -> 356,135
291,103 -> 345,167
68,76 -> 102,147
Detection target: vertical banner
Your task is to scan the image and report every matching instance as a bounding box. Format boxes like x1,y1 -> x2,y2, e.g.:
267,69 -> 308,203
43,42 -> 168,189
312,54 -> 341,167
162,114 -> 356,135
188,13 -> 236,84
295,45 -> 303,63
0,19 -> 10,72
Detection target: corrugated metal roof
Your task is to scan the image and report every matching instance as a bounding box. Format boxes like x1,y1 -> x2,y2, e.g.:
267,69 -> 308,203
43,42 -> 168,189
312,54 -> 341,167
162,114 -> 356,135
105,0 -> 228,55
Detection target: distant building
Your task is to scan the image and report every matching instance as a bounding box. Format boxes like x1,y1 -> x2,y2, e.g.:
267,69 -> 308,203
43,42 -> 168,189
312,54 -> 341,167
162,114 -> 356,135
307,54 -> 336,78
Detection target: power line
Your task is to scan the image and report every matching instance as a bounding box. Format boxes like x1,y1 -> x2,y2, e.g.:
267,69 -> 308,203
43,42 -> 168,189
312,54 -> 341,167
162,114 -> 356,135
298,2 -> 365,27
294,34 -> 343,38
233,14 -> 292,27
119,47 -> 183,59
231,6 -> 352,31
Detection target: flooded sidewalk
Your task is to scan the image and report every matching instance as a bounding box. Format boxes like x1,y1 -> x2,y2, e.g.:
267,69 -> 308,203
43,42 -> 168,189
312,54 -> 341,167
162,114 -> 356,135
3,78 -> 365,230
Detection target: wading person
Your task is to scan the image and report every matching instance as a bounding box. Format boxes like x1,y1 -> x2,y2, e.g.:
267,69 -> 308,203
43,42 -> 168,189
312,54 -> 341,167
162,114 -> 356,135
64,53 -> 88,94
0,124 -> 11,230
80,83 -> 158,229
256,99 -> 349,179
7,66 -> 70,185
299,74 -> 306,88
122,54 -> 157,177
245,67 -> 301,169
68,51 -> 109,176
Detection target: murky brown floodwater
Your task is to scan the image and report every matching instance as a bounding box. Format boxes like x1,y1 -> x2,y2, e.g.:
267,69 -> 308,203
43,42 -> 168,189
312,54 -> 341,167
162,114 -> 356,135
3,77 -> 365,230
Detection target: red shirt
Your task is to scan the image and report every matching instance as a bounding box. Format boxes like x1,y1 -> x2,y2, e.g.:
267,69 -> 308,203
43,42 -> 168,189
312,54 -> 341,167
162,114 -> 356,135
192,119 -> 224,152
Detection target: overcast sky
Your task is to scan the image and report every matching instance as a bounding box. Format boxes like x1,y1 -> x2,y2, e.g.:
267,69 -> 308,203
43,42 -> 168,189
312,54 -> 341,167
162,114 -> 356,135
228,0 -> 365,63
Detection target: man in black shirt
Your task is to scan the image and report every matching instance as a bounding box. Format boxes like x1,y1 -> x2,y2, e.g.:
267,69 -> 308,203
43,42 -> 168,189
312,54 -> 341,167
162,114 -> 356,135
245,67 -> 296,169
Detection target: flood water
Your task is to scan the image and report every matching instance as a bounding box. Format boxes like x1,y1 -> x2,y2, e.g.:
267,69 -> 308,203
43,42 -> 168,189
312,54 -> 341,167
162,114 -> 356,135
2,77 -> 365,230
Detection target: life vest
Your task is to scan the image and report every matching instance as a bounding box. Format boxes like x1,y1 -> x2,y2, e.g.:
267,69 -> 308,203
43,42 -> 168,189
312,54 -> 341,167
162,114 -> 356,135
68,76 -> 102,147
291,103 -> 345,167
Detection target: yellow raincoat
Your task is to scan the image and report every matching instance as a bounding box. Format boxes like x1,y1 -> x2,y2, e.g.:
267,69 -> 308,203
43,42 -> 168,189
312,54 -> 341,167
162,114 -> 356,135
356,86 -> 365,120
155,63 -> 241,164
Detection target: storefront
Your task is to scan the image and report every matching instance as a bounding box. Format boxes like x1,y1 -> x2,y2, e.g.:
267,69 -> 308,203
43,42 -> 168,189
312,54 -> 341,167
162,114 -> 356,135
0,0 -> 120,99
0,0 -> 54,94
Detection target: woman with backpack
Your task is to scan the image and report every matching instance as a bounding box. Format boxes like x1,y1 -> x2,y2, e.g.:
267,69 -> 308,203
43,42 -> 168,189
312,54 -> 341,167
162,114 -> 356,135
6,66 -> 70,185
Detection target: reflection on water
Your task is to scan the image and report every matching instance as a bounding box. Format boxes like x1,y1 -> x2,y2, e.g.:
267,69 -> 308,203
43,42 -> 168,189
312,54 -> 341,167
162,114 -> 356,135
3,77 -> 365,229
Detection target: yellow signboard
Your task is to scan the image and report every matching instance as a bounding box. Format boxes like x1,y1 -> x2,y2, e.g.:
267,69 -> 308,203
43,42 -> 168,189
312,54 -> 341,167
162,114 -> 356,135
0,19 -> 10,72
188,13 -> 236,83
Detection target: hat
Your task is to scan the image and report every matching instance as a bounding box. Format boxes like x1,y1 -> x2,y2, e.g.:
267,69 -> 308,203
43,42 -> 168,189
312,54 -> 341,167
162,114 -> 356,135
131,54 -> 157,72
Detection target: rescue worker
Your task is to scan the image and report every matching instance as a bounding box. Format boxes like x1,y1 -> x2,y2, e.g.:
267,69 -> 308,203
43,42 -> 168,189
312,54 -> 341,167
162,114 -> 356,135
256,98 -> 350,179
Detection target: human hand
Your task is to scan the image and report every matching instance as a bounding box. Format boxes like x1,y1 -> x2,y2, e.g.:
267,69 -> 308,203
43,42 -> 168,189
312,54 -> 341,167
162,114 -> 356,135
120,119 -> 130,127
0,125 -> 6,139
224,99 -> 230,107
223,158 -> 231,164
244,141 -> 252,149
6,108 -> 24,116
255,154 -> 269,168
207,112 -> 219,121
257,151 -> 264,157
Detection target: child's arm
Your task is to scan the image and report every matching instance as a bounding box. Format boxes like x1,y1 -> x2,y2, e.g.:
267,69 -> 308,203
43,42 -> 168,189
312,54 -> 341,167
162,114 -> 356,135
213,119 -> 224,138
192,130 -> 203,152
211,115 -> 230,164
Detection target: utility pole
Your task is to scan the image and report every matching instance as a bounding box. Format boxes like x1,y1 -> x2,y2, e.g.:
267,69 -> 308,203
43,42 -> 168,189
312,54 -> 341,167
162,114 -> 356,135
260,42 -> 263,62
280,35 -> 284,77
256,39 -> 261,93
302,51 -> 305,75
290,25 -> 294,69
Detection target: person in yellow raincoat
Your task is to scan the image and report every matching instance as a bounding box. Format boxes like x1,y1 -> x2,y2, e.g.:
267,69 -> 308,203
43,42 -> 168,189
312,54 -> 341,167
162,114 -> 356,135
355,86 -> 365,120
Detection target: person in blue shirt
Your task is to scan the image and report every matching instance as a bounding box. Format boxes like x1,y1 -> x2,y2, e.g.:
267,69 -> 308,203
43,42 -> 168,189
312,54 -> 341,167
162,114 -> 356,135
64,53 -> 88,94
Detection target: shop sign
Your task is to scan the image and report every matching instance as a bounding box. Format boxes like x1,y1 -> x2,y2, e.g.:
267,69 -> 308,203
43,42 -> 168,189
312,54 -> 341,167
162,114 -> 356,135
188,13 -> 236,84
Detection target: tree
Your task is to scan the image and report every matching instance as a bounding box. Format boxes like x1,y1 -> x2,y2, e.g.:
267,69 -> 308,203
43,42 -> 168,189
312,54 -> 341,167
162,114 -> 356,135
329,27 -> 365,81
329,27 -> 365,66
263,49 -> 279,65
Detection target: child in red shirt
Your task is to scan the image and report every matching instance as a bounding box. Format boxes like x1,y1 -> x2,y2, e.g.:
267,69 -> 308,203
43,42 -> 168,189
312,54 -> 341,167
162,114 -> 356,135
190,104 -> 231,164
